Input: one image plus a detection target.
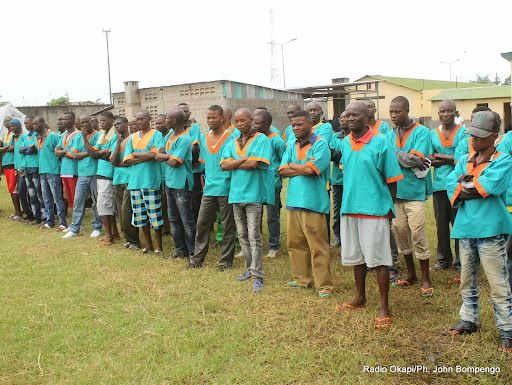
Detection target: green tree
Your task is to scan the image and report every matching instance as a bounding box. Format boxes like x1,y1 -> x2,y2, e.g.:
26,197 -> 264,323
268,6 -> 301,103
503,76 -> 511,86
47,96 -> 71,106
470,74 -> 492,84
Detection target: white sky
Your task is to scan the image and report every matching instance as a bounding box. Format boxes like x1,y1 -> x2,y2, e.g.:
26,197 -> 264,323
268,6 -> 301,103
1,0 -> 511,106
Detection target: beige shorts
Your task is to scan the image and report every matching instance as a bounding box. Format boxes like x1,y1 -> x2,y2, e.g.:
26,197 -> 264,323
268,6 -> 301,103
97,178 -> 115,216
392,200 -> 430,260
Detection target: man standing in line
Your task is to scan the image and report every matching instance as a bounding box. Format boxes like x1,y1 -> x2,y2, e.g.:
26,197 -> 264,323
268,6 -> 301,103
156,109 -> 196,259
63,115 -> 103,239
122,110 -> 164,255
155,113 -> 172,236
83,112 -> 121,245
55,112 -> 80,210
386,96 -> 433,297
363,99 -> 391,134
111,117 -> 140,250
222,107 -> 239,136
221,108 -> 273,292
33,116 -> 67,230
188,105 -> 237,271
56,117 -> 65,136
430,99 -> 468,271
283,103 -> 301,144
178,103 -> 202,222
254,110 -> 286,258
337,101 -> 403,328
278,110 -> 333,298
12,118 -> 33,222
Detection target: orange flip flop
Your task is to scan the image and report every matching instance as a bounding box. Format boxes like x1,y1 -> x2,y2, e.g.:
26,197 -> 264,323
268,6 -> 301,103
335,302 -> 367,311
375,317 -> 392,328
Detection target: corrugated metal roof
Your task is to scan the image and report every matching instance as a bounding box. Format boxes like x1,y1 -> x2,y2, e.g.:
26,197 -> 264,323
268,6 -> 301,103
428,86 -> 511,101
362,75 -> 486,91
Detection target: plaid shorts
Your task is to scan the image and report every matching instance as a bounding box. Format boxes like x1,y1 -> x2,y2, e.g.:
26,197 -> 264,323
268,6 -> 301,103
130,188 -> 163,229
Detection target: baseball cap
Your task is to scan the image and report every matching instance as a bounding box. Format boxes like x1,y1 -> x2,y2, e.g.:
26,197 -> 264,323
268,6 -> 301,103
465,111 -> 498,138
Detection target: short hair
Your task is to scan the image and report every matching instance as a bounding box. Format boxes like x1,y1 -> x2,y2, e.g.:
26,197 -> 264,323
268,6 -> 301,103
363,98 -> 376,107
114,116 -> 128,124
177,102 -> 189,107
57,117 -> 63,121
472,106 -> 491,114
100,111 -> 114,119
492,112 -> 501,132
208,104 -> 224,116
34,116 -> 45,123
391,96 -> 409,109
255,106 -> 268,111
156,114 -> 166,119
255,110 -> 273,125
291,110 -> 312,120
64,111 -> 76,120
288,103 -> 301,109
25,115 -> 35,120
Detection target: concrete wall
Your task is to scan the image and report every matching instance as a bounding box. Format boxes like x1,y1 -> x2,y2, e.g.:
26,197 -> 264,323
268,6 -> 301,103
18,104 -> 111,131
112,80 -> 302,133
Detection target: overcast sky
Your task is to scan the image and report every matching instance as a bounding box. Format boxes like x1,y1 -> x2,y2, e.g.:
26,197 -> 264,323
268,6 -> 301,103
1,0 -> 511,106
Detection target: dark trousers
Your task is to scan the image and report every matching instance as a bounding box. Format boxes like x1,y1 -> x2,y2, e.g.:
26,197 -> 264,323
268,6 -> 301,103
160,185 -> 171,234
191,173 -> 203,223
332,184 -> 343,243
17,171 -> 32,218
433,190 -> 460,269
113,184 -> 140,247
190,195 -> 235,268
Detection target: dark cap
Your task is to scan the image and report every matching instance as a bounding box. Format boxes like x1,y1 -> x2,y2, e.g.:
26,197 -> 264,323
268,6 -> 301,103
465,111 -> 499,138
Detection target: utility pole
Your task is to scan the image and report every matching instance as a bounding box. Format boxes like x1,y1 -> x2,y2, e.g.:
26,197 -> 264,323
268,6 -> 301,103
441,59 -> 460,82
103,28 -> 113,105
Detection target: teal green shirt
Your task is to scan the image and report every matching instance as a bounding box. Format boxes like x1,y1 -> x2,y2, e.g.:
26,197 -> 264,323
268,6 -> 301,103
164,132 -> 193,191
124,129 -> 164,190
112,137 -> 131,186
38,131 -> 61,174
71,131 -> 100,177
94,127 -> 117,178
341,129 -> 403,217
284,124 -> 293,144
373,120 -> 391,135
430,125 -> 468,192
22,132 -> 39,168
268,132 -> 286,189
198,130 -> 236,196
330,131 -> 345,186
279,133 -> 331,214
14,133 -> 28,170
386,123 -> 431,201
58,130 -> 80,176
448,151 -> 512,238
222,131 -> 274,204
1,131 -> 14,166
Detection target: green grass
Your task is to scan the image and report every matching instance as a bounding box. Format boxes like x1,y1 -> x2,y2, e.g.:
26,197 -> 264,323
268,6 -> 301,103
0,181 -> 510,384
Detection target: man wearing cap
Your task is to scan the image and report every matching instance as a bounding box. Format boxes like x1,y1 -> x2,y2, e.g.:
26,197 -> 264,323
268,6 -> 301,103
445,111 -> 512,354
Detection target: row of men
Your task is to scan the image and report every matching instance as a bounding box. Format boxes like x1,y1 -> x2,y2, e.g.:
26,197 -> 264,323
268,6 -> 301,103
1,98 -> 512,352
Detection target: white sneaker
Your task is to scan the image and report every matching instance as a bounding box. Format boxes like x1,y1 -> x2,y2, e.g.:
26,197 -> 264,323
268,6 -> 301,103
90,230 -> 101,238
266,249 -> 279,259
234,250 -> 244,259
63,231 -> 78,239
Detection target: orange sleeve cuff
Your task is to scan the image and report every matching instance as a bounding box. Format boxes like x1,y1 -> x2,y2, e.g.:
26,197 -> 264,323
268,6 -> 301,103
123,154 -> 134,162
198,158 -> 205,164
410,149 -> 425,161
150,148 -> 159,153
278,164 -> 290,171
219,157 -> 233,165
248,156 -> 270,165
170,155 -> 183,164
192,140 -> 199,145
473,177 -> 489,198
306,160 -> 320,176
450,184 -> 463,206
386,174 -> 404,183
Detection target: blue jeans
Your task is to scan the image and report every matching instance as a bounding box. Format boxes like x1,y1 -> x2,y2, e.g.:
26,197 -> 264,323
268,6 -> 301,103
459,235 -> 512,338
17,171 -> 32,218
234,202 -> 264,281
266,188 -> 281,251
69,175 -> 103,234
25,167 -> 44,222
165,187 -> 196,255
332,184 -> 343,243
40,173 -> 67,227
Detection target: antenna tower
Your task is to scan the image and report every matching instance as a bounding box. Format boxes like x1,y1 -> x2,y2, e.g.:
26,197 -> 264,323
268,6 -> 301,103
269,9 -> 279,86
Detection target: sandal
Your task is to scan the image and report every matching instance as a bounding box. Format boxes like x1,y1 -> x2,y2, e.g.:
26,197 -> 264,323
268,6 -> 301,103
318,292 -> 331,299
283,281 -> 300,288
335,302 -> 367,311
421,288 -> 434,298
153,249 -> 162,256
375,317 -> 392,328
442,321 -> 478,336
389,272 -> 399,282
101,240 -> 114,246
392,279 -> 413,288
498,337 -> 512,353
141,247 -> 153,254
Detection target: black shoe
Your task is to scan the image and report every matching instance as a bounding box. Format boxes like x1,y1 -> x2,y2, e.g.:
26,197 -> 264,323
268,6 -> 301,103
186,263 -> 202,269
164,252 -> 189,259
218,265 -> 231,272
443,321 -> 478,336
